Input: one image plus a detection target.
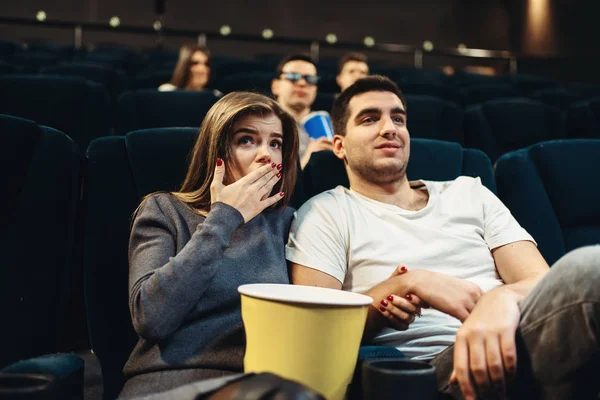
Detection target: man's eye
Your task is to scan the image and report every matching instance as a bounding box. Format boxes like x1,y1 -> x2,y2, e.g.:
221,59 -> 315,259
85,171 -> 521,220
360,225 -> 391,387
362,117 -> 376,123
394,117 -> 405,124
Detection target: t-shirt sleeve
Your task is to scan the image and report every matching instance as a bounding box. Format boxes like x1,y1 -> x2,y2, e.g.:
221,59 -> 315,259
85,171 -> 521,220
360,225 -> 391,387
285,192 -> 348,284
480,183 -> 536,250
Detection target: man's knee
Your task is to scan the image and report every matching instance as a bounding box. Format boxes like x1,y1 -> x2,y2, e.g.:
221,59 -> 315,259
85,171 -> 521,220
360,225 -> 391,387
551,245 -> 600,295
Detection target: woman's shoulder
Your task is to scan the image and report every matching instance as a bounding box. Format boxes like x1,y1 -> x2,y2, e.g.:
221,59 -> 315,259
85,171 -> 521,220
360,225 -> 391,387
138,192 -> 190,218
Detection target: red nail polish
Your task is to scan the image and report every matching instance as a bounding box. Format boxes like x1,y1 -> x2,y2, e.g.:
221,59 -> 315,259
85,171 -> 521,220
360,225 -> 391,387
387,295 -> 394,301
400,266 -> 407,273
279,192 -> 285,197
379,306 -> 386,312
276,172 -> 282,178
271,163 -> 276,168
380,299 -> 388,307
216,158 -> 223,166
277,164 -> 282,170
406,294 -> 412,301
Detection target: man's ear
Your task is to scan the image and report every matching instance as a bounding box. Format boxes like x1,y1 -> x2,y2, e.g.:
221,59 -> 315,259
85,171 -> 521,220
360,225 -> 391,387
332,134 -> 346,161
271,79 -> 279,97
335,74 -> 342,89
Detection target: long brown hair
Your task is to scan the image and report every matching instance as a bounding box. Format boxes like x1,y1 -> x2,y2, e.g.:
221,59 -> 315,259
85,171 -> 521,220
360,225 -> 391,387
172,91 -> 299,212
168,44 -> 211,89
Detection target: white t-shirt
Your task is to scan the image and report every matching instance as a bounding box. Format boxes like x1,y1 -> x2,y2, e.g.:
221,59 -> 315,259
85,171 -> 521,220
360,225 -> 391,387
285,176 -> 535,360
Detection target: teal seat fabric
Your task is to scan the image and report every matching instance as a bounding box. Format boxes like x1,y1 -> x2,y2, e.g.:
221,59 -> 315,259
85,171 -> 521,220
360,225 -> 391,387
495,139 -> 600,264
0,114 -> 81,368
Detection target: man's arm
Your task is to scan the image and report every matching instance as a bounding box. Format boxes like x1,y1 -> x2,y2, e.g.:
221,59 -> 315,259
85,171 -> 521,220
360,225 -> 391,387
290,262 -> 421,341
451,240 -> 549,399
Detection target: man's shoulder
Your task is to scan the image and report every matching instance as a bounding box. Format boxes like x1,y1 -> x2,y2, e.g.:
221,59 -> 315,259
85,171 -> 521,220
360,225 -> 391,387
296,186 -> 351,215
427,176 -> 483,194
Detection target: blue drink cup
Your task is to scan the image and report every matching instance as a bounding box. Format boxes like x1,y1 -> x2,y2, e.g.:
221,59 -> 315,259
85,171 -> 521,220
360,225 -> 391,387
302,111 -> 334,140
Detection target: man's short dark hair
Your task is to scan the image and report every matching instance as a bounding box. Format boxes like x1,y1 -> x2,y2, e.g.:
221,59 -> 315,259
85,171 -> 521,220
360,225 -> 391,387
338,52 -> 368,75
331,75 -> 407,137
275,54 -> 317,77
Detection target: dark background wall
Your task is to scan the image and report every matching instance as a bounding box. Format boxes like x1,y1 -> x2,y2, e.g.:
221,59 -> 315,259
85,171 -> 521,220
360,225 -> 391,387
1,0 -> 600,80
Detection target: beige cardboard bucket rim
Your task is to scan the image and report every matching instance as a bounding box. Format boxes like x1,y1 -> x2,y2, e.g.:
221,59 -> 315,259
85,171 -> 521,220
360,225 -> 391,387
238,283 -> 373,306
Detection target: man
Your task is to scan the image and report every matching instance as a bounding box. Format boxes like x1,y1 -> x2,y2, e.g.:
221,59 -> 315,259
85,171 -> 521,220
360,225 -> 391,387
286,76 -> 600,399
271,54 -> 332,169
336,52 -> 370,92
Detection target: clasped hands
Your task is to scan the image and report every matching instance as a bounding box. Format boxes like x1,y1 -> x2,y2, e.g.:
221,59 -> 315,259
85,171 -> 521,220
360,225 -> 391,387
377,265 -> 521,400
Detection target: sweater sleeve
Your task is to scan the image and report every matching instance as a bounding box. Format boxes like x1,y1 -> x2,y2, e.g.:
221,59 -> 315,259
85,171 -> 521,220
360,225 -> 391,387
128,196 -> 244,341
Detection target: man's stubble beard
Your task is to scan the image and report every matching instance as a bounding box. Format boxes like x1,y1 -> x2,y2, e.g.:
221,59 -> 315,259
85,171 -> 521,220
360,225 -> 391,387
346,153 -> 408,186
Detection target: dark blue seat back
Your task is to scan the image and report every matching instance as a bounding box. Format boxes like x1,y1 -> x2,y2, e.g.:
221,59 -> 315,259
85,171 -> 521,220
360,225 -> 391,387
40,62 -> 128,98
495,140 -> 600,264
116,89 -> 221,134
464,98 -> 565,162
303,139 -> 495,199
405,95 -> 464,144
0,114 -> 80,368
462,84 -> 522,105
0,75 -> 112,148
566,97 -> 600,139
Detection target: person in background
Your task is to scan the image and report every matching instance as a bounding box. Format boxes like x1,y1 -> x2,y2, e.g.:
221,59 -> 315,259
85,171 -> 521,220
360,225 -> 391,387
120,91 -> 299,398
336,52 -> 370,92
159,44 -> 212,92
272,54 -> 332,169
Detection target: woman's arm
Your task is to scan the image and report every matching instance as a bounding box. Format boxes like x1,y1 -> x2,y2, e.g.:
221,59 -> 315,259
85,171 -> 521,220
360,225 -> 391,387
128,196 -> 244,341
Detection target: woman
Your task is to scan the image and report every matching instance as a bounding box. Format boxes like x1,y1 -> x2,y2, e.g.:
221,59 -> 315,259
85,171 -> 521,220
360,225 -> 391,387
120,91 -> 299,398
158,44 -> 212,91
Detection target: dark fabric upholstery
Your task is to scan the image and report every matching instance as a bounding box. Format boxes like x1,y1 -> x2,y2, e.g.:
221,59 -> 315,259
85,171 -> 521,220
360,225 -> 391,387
566,97 -> 600,139
130,70 -> 173,90
464,98 -> 566,162
462,84 -> 522,105
2,354 -> 84,400
217,72 -> 273,94
0,75 -> 112,148
400,83 -> 462,105
404,95 -> 464,144
303,138 -> 496,200
502,74 -> 558,94
84,128 -> 307,399
312,92 -> 335,113
495,139 -> 600,264
532,88 -> 585,110
40,62 -> 128,99
0,115 -> 81,368
116,89 -> 221,134
7,52 -> 60,73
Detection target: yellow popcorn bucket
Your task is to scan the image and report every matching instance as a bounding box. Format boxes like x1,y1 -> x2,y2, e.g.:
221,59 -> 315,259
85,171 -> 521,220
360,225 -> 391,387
238,284 -> 373,400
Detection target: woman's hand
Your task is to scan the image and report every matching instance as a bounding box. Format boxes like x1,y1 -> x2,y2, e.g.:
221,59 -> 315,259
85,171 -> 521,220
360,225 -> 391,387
210,159 -> 283,222
377,265 -> 426,331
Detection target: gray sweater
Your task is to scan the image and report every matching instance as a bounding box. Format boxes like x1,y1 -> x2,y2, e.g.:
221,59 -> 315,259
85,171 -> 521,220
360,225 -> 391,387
122,193 -> 294,393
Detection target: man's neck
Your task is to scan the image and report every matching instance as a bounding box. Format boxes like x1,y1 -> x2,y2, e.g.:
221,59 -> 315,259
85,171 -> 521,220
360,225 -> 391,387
349,172 -> 424,211
281,103 -> 310,123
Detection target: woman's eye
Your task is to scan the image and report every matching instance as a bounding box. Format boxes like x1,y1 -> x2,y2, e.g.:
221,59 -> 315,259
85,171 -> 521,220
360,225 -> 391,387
270,140 -> 283,149
238,136 -> 254,145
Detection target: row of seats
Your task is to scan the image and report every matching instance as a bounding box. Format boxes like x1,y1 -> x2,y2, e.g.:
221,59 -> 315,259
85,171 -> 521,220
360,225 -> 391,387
4,57 -> 600,106
4,113 -> 599,397
2,74 -> 600,161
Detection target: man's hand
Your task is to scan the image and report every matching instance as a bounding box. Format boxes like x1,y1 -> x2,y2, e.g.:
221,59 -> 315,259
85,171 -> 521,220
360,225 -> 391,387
407,270 -> 484,322
450,288 -> 521,400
